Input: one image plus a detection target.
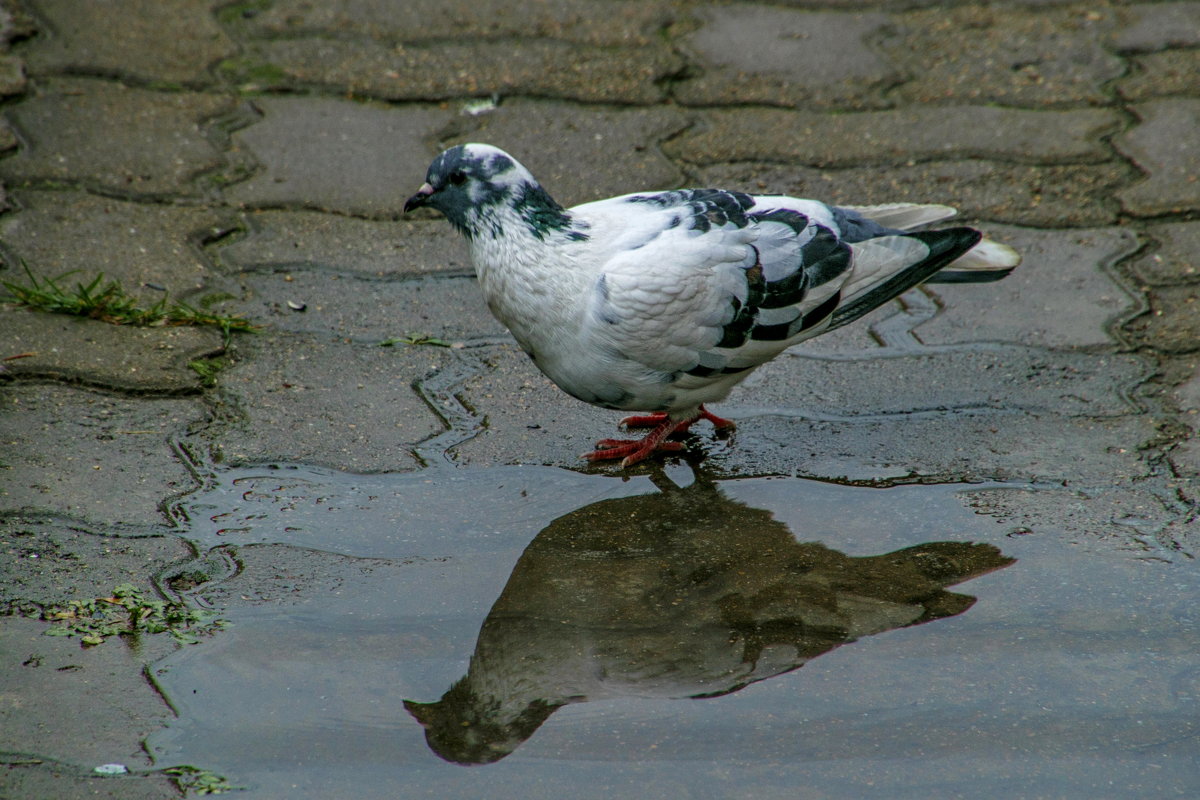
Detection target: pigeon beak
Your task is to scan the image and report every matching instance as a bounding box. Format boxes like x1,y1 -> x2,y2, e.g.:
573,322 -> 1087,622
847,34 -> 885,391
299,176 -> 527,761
403,183 -> 435,213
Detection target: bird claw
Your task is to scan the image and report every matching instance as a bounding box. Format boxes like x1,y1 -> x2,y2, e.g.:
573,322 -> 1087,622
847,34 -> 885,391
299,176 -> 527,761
583,439 -> 685,465
586,405 -> 733,466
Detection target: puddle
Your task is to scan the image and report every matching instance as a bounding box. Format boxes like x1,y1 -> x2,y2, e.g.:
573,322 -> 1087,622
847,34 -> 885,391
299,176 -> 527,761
149,464 -> 1199,798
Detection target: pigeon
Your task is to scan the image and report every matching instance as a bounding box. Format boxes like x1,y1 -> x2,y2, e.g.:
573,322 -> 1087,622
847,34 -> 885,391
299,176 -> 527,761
405,144 -> 1020,467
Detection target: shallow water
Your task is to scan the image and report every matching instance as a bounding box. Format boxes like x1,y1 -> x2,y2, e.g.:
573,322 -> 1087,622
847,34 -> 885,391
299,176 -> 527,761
149,463 -> 1199,798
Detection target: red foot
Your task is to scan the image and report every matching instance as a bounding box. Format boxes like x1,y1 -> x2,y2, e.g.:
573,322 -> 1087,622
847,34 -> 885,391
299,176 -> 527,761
619,404 -> 736,431
586,405 -> 736,467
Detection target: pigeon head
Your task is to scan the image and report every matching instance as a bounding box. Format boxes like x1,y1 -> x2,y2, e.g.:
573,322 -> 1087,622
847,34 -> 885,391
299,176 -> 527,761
405,144 -> 586,242
404,144 -> 533,233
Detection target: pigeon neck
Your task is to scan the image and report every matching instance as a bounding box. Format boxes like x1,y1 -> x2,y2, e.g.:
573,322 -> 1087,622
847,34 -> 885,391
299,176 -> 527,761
466,183 -> 589,245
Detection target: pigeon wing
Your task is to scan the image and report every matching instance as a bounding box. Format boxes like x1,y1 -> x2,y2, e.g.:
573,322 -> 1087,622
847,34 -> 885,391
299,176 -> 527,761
585,191 -> 854,389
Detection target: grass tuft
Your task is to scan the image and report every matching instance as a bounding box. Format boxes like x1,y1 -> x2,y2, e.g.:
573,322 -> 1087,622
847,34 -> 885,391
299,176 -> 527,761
1,264 -> 255,341
43,582 -> 226,647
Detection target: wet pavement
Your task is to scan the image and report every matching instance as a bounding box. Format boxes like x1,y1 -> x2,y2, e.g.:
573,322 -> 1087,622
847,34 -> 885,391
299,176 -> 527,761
1,0 -> 1198,797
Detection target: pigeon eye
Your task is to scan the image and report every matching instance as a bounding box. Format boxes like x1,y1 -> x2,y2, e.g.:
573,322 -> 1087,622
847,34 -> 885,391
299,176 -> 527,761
448,170 -> 468,186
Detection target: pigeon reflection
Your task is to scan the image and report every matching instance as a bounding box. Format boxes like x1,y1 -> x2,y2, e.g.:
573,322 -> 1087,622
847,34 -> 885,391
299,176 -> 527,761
405,477 -> 1013,765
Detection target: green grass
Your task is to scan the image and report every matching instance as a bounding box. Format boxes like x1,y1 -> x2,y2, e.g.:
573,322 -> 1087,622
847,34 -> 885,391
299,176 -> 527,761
43,582 -> 226,647
164,766 -> 241,796
1,265 -> 255,341
189,356 -> 229,388
379,333 -> 457,348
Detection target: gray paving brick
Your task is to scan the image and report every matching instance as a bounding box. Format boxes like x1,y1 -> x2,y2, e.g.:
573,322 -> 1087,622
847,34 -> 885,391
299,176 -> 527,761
917,226 -> 1139,349
217,213 -> 470,276
202,332 -> 449,472
226,272 -> 504,344
669,106 -> 1119,167
0,383 -> 202,525
0,53 -> 24,97
238,0 -> 677,47
0,306 -> 223,392
878,5 -> 1123,106
0,190 -> 230,299
1125,284 -> 1200,354
0,762 -> 180,800
23,0 -> 237,85
227,37 -> 680,104
0,616 -> 178,772
438,99 -> 689,204
0,116 -> 16,155
449,342 -> 1156,487
1114,99 -> 1200,216
737,346 -> 1147,420
0,78 -> 232,196
225,98 -> 455,216
0,517 -> 190,611
711,412 -> 1158,486
1112,1 -> 1200,51
673,5 -> 894,109
1128,221 -> 1200,285
1117,50 -> 1200,101
695,160 -> 1128,227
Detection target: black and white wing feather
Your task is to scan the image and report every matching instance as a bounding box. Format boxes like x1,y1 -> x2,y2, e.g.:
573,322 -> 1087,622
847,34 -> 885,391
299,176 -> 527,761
576,189 -> 981,411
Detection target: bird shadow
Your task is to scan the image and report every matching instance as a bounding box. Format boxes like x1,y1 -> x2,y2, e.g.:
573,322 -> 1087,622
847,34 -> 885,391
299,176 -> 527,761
403,470 -> 1014,765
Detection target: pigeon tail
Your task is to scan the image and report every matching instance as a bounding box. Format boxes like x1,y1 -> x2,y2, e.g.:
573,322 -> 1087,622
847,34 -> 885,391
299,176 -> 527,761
829,227 -> 982,332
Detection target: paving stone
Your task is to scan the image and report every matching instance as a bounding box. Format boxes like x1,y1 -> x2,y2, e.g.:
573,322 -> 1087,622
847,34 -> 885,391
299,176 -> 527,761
735,345 -> 1148,421
0,189 -> 232,300
202,332 -> 449,472
450,342 -> 615,467
227,37 -> 680,104
0,78 -> 233,197
710,411 -> 1158,486
225,98 -> 455,216
1173,364 -> 1200,428
217,212 -> 470,276
450,342 -> 1157,487
0,516 -> 190,611
669,106 -> 1119,167
962,484 -> 1181,544
0,2 -> 37,46
917,226 -> 1140,349
1114,99 -> 1200,216
1169,436 -> 1200,480
0,115 -> 17,154
1117,50 -> 1200,101
0,616 -> 177,771
0,52 -> 24,97
696,160 -> 1128,227
0,762 -> 180,800
0,383 -> 202,525
190,543 -> 408,609
22,0 -> 237,85
226,271 -> 504,344
1127,221 -> 1200,286
1111,1 -> 1200,51
878,5 -> 1123,106
674,6 -> 895,109
239,0 -> 677,47
438,99 -> 689,204
1125,284 -> 1200,354
0,306 -> 224,392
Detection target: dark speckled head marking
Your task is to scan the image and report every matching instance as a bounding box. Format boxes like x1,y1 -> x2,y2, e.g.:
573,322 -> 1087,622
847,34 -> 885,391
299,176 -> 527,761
407,144 -> 590,242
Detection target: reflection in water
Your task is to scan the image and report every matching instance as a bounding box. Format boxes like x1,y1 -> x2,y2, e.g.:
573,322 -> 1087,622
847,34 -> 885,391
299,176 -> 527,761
404,477 -> 1014,765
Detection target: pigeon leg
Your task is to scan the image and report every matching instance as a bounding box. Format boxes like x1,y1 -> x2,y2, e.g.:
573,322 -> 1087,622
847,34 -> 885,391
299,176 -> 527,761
584,417 -> 690,467
619,404 -> 736,431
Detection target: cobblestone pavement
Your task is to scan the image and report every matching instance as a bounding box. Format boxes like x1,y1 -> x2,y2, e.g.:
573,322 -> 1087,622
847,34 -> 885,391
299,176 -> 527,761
1,1 -> 1198,797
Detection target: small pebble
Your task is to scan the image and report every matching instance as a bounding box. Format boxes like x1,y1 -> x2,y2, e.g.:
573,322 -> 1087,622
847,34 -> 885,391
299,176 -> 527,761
94,764 -> 128,775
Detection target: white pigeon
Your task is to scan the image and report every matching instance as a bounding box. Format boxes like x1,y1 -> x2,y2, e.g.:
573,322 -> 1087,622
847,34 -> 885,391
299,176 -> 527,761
405,144 -> 1020,467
